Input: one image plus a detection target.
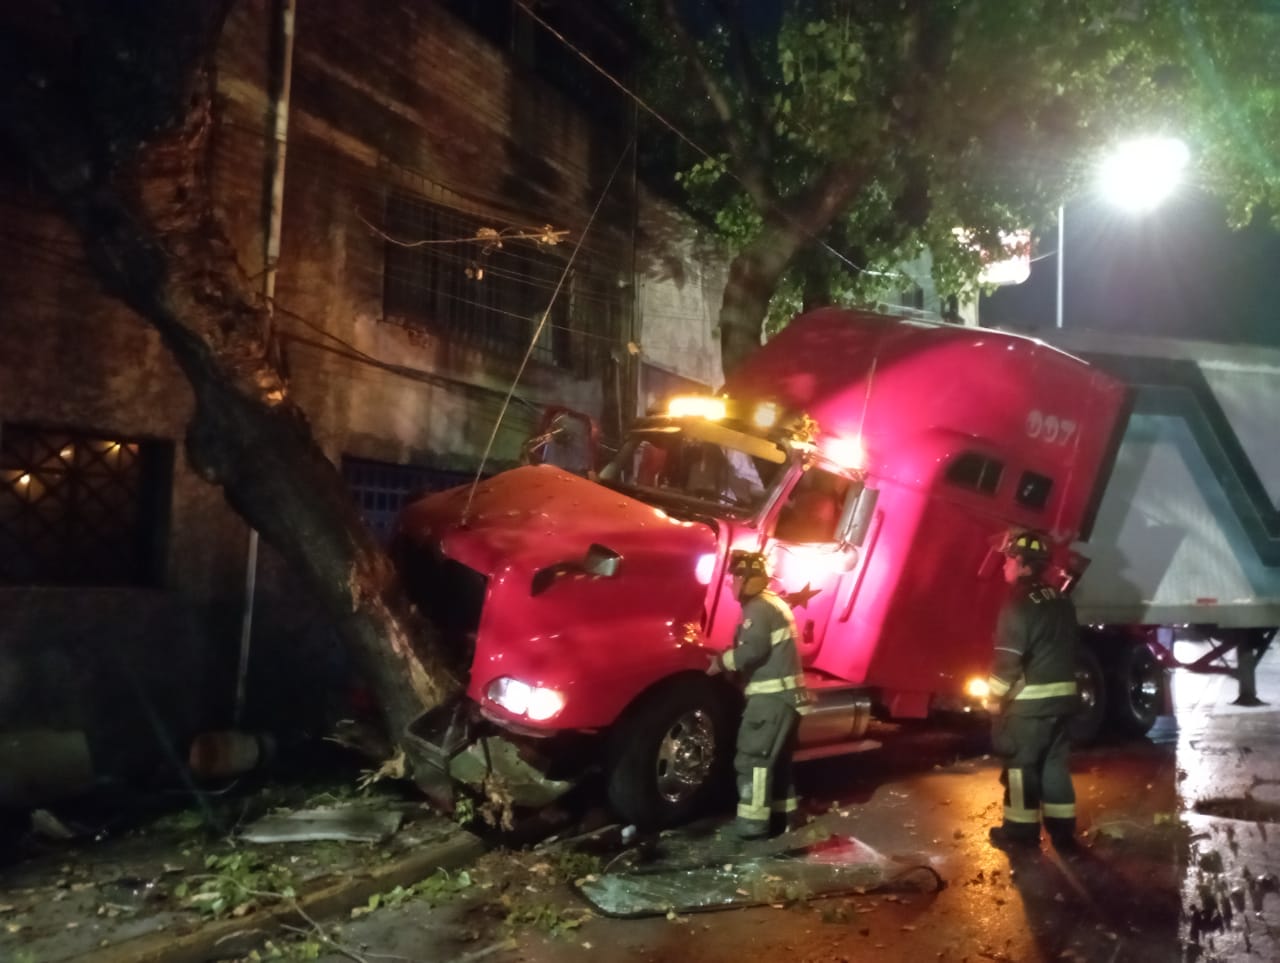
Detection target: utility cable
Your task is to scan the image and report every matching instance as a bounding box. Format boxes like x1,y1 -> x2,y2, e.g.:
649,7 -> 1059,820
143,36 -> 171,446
513,0 -> 904,284
462,138 -> 634,523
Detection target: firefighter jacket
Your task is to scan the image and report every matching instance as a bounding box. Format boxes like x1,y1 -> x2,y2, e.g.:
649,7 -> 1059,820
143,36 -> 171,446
718,590 -> 810,711
987,578 -> 1079,718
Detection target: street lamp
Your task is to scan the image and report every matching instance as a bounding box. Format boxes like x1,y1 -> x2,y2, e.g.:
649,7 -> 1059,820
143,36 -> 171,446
1055,135 -> 1189,328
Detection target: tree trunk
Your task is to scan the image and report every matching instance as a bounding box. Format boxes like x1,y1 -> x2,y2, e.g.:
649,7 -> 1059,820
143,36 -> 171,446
0,3 -> 460,764
718,217 -> 809,375
717,166 -> 867,376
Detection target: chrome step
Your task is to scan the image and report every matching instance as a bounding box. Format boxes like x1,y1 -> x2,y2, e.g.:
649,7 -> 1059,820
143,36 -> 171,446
793,738 -> 882,763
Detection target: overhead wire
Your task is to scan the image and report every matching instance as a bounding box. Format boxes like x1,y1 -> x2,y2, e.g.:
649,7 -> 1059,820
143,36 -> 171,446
286,7 -> 618,190
217,116 -> 633,276
268,301 -> 542,413
210,119 -> 638,370
511,0 -> 902,283
221,102 -> 736,306
462,136 -> 635,522
511,0 -> 1226,291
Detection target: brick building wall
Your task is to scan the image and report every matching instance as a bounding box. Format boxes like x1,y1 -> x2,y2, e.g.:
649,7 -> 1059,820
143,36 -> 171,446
0,0 -> 727,786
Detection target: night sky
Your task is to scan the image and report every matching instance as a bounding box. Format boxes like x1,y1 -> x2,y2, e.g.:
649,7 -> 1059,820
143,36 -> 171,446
979,191 -> 1280,347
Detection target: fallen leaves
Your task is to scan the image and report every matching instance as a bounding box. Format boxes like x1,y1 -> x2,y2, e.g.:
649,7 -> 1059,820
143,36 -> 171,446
349,868 -> 473,919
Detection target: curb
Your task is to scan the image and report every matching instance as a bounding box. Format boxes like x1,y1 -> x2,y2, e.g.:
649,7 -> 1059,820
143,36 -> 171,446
72,830 -> 486,963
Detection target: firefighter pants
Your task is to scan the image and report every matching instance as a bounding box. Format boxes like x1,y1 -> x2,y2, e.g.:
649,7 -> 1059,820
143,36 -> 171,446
733,695 -> 800,836
993,712 -> 1076,842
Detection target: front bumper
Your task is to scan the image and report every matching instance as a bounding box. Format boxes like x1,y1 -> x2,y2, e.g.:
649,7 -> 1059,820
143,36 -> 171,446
404,700 -> 578,810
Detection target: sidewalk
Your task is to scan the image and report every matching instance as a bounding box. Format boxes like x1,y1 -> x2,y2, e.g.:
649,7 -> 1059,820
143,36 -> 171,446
0,786 -> 483,963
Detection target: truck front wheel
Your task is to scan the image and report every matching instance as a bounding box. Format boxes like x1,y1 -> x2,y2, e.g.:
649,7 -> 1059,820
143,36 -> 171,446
606,677 -> 733,828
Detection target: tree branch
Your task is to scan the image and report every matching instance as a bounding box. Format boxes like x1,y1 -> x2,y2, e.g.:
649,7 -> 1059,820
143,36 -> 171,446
658,0 -> 773,205
779,161 -> 869,238
710,0 -> 776,169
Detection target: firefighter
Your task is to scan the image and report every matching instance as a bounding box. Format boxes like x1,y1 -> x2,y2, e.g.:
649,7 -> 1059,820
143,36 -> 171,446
707,550 -> 810,839
986,531 -> 1081,851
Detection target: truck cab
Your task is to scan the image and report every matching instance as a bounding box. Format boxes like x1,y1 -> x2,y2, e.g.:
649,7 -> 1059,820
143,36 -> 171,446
394,308 -> 1130,826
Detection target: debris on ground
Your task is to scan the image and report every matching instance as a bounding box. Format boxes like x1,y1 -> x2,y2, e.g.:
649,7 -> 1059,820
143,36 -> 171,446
574,832 -> 945,918
239,803 -> 404,844
29,809 -> 78,842
0,777 -> 460,962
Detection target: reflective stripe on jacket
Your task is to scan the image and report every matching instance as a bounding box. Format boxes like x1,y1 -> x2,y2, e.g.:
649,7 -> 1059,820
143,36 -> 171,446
987,580 -> 1079,718
720,591 -> 810,712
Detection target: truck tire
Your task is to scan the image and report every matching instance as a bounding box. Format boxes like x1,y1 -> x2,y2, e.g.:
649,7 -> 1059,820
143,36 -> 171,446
1106,644 -> 1165,738
605,676 -> 733,828
1068,647 -> 1107,745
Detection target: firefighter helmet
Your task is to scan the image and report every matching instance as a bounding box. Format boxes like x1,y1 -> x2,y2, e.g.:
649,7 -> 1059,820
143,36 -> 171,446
728,550 -> 769,601
728,550 -> 769,579
1005,531 -> 1050,563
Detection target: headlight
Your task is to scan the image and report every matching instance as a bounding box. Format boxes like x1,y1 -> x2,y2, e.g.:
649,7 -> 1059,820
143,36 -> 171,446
965,677 -> 990,700
826,434 -> 866,470
752,402 -> 779,430
486,677 -> 567,722
694,553 -> 717,585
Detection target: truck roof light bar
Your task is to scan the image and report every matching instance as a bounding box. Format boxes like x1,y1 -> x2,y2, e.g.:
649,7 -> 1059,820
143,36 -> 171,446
667,395 -> 726,420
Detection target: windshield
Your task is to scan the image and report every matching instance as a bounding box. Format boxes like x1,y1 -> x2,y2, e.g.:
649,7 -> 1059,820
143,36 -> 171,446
600,427 -> 788,514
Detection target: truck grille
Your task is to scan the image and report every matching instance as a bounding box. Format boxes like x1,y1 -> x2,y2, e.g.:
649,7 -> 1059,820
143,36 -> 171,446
395,540 -> 486,668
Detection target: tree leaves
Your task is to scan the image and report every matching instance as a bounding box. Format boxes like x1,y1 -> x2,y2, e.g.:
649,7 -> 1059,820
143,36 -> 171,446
623,0 -> 1280,352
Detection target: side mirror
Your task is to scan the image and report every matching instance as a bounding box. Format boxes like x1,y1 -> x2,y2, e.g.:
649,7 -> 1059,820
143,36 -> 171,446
531,544 -> 622,596
583,543 -> 622,578
522,407 -> 600,474
837,487 -> 879,548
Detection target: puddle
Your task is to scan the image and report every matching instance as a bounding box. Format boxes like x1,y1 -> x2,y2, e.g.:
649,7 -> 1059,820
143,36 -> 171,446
1193,797 -> 1280,823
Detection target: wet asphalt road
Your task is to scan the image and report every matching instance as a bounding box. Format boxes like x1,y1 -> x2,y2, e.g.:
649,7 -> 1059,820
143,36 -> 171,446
291,646 -> 1280,963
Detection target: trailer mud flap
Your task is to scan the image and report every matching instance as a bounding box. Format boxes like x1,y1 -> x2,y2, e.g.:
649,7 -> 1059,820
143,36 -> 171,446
404,701 -> 577,811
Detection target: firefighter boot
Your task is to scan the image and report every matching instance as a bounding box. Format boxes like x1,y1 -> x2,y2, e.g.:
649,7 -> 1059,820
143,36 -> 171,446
770,806 -> 806,836
988,825 -> 1040,851
1045,816 -> 1078,853
769,785 -> 804,836
732,816 -> 771,840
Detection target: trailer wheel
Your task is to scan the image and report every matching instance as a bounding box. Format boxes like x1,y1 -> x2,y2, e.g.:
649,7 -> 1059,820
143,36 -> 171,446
1069,647 -> 1107,745
1106,644 -> 1165,738
606,676 -> 733,828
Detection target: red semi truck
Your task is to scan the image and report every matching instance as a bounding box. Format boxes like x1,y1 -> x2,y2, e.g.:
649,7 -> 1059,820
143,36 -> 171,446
392,307 -> 1151,826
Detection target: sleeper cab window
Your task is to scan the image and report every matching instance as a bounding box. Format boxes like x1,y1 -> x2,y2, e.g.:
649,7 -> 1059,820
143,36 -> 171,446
944,451 -> 1003,496
1016,470 -> 1053,510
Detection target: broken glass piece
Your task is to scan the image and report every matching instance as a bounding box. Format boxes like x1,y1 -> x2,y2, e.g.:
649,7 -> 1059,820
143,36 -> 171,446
575,833 -> 943,918
239,805 -> 403,844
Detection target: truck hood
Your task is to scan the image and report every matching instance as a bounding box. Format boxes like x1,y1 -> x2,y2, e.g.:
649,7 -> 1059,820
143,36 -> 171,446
396,464 -> 716,580
395,466 -> 722,730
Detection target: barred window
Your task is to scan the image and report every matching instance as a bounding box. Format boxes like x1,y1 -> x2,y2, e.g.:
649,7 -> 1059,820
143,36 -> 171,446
382,192 -> 573,368
0,424 -> 172,586
342,456 -> 483,545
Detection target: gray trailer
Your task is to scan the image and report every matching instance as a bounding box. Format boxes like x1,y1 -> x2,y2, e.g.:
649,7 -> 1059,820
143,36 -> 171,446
1034,328 -> 1279,738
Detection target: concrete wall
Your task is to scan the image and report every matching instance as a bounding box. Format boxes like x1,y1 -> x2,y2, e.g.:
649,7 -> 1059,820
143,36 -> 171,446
633,189 -> 727,411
